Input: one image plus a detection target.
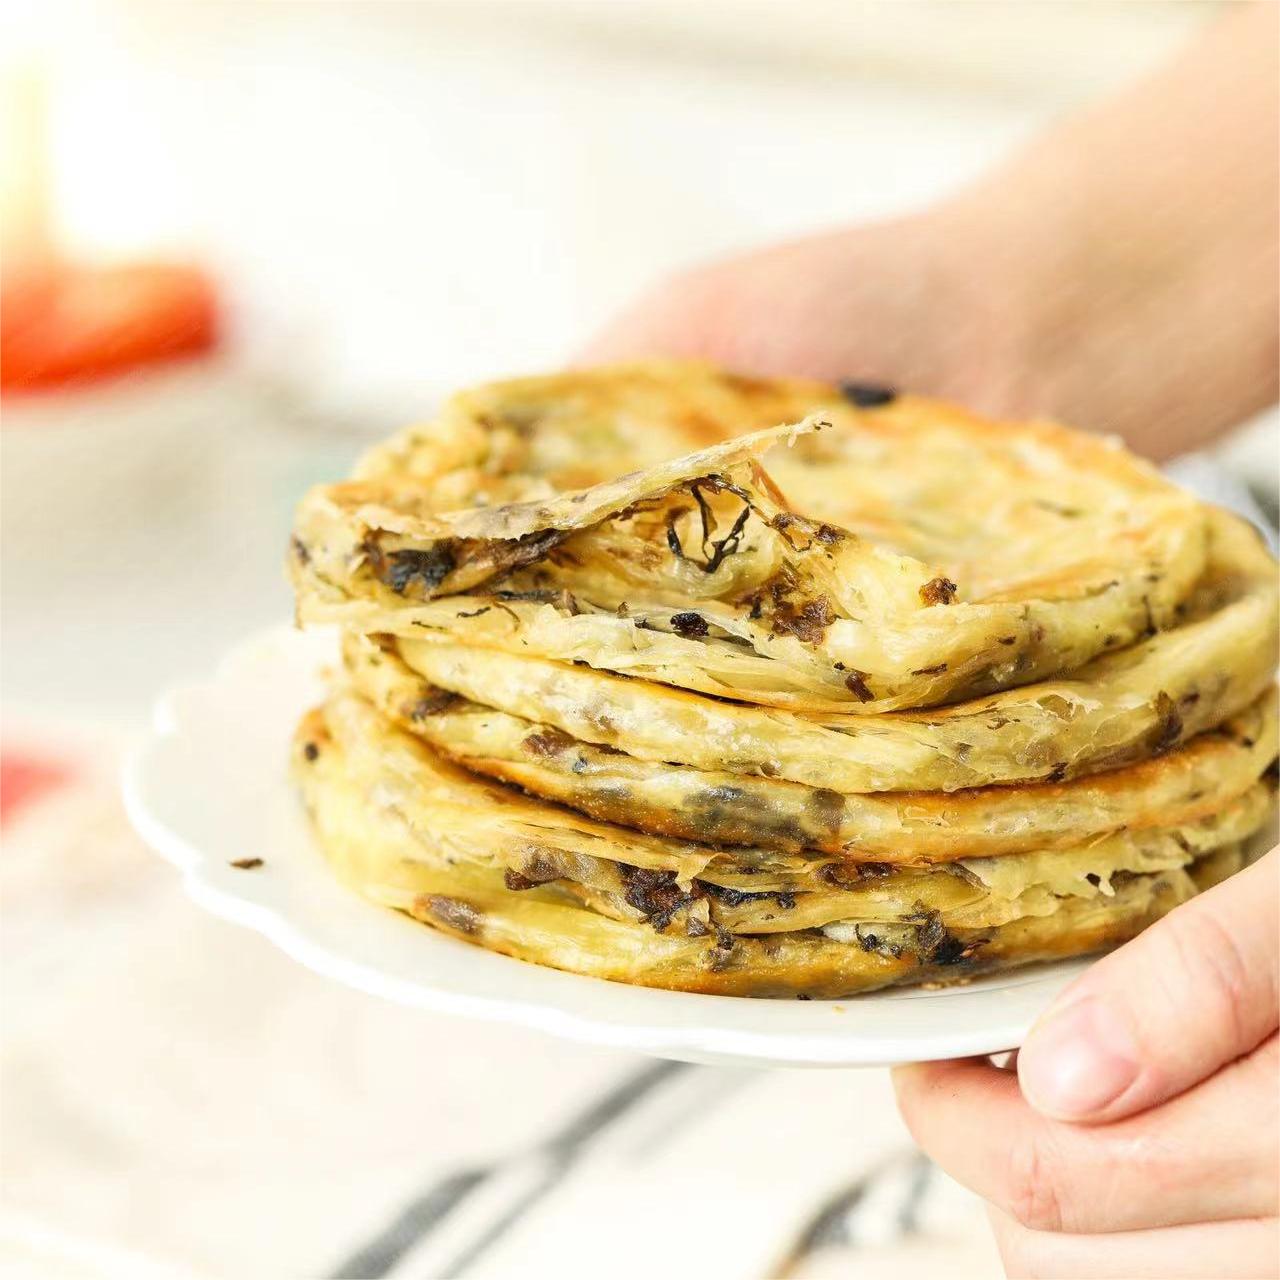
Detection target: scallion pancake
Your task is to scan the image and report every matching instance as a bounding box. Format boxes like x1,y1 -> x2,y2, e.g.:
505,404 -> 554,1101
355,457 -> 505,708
294,698 -> 1250,997
296,692 -> 1272,934
377,507 -> 1273,794
343,626 -> 1277,859
291,361 -> 1209,711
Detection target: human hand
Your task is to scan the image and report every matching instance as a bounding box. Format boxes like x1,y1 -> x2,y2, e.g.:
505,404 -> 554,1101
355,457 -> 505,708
581,206 -> 1043,424
892,848 -> 1279,1279
583,5 -> 1278,459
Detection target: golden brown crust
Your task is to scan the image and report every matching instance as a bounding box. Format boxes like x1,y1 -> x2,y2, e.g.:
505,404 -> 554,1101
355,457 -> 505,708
343,628 -> 1277,860
294,697 -> 1248,998
292,692 -> 1272,996
291,361 -> 1213,711
384,507 -> 1274,793
286,361 -> 1278,999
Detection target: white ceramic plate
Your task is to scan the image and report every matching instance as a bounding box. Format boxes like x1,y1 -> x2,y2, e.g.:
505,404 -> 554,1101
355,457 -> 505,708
124,625 -> 1095,1068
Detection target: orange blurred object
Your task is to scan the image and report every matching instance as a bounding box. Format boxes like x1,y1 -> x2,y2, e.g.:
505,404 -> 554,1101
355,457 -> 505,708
0,751 -> 73,823
0,260 -> 218,392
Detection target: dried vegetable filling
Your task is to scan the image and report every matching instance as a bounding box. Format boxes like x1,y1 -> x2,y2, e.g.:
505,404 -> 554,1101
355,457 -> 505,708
288,361 -> 1279,998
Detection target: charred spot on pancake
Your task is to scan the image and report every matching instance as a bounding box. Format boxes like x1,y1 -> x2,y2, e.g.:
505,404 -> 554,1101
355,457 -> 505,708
290,536 -> 310,564
403,689 -> 459,721
933,934 -> 982,965
380,544 -> 458,595
772,594 -> 836,645
510,849 -> 563,885
1085,873 -> 1102,887
911,663 -> 948,676
702,882 -> 797,912
768,511 -> 847,552
701,882 -> 749,908
302,742 -> 320,762
907,907 -> 976,966
839,380 -> 897,408
1152,691 -> 1184,755
1045,762 -> 1068,783
919,576 -> 958,606
1263,759 -> 1279,785
366,542 -> 455,596
417,894 -> 483,935
854,924 -> 902,958
456,605 -> 491,619
842,670 -> 874,701
523,727 -> 575,757
998,635 -> 1017,646
705,924 -> 739,966
670,611 -> 709,639
229,857 -> 264,870
618,865 -> 693,932
503,850 -> 564,891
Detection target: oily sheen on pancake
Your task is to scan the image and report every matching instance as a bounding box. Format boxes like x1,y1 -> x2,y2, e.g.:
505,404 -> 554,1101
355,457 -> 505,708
287,361 -> 1280,1000
291,362 -> 1209,711
299,691 -> 1274,915
293,698 -> 1259,998
342,630 -> 1278,861
380,508 -> 1275,794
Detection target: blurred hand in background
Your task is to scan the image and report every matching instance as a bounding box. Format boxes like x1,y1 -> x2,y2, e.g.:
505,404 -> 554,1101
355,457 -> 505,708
584,3 -> 1278,461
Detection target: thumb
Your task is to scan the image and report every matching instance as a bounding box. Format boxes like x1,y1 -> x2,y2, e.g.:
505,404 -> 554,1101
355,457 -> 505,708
1016,846 -> 1279,1124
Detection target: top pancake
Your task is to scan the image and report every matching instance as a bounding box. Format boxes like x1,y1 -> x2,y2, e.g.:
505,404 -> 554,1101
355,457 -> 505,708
291,361 -> 1210,711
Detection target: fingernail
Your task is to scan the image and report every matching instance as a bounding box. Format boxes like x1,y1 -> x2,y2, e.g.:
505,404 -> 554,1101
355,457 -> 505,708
1018,996 -> 1140,1120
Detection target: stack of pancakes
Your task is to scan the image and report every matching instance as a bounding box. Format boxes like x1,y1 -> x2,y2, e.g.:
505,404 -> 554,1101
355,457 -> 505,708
288,362 -> 1278,998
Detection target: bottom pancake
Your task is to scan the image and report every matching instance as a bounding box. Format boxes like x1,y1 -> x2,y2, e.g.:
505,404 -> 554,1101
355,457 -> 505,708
293,694 -> 1268,998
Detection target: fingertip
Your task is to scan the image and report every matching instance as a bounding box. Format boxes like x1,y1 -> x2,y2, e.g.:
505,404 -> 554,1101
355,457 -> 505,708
1018,995 -> 1142,1122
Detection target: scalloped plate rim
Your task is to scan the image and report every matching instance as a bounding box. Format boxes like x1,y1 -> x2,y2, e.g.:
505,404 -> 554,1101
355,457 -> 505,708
121,624 -> 1100,1068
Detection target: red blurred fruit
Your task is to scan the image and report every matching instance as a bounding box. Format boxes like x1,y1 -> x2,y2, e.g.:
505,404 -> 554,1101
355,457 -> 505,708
1,261 -> 218,392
